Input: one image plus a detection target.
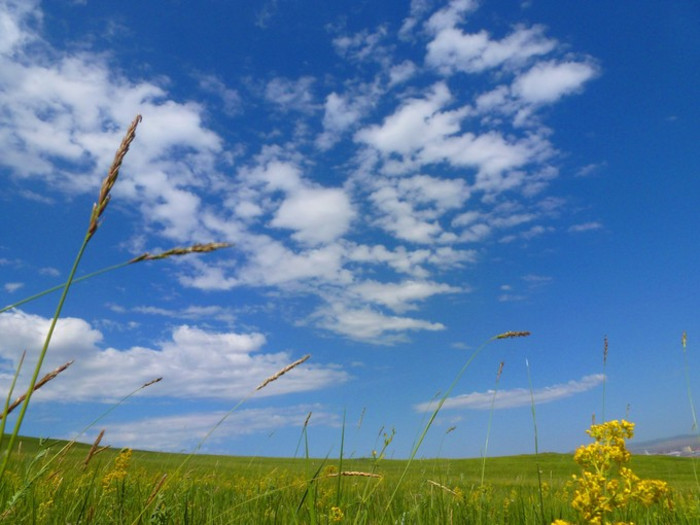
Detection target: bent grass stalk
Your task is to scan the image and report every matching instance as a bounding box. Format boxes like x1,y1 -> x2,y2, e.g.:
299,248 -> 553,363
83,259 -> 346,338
0,114 -> 142,482
0,242 -> 231,315
0,360 -> 73,420
0,375 -> 164,518
382,331 -> 530,518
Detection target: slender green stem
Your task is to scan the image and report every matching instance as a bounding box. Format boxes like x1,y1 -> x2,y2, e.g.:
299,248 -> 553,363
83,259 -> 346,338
0,233 -> 91,480
681,331 -> 700,490
336,409 -> 346,507
602,335 -> 608,423
0,351 -> 26,455
481,361 -> 504,487
526,358 -> 546,525
0,261 -> 131,315
383,332 -> 529,516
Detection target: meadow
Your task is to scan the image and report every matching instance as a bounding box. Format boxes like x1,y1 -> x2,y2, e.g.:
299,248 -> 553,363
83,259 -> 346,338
0,434 -> 698,524
1,117 -> 698,524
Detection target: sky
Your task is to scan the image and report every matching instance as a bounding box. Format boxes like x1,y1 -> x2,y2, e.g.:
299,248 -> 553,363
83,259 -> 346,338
0,0 -> 698,459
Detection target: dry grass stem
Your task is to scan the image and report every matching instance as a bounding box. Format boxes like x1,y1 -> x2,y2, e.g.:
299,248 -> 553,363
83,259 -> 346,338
1,360 -> 73,419
496,360 -> 505,380
495,331 -> 531,339
303,411 -> 312,429
88,114 -> 142,238
327,471 -> 382,479
427,479 -> 458,495
256,354 -> 310,391
129,242 -> 232,263
145,473 -> 168,507
84,429 -> 108,467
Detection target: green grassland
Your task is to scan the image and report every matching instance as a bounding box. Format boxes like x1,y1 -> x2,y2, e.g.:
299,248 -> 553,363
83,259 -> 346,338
0,435 -> 697,524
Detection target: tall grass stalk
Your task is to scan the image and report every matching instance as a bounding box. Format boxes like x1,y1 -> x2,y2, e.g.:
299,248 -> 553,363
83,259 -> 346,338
681,331 -> 699,490
382,331 -> 530,518
0,114 -> 142,482
602,335 -> 608,423
480,360 -> 504,487
131,354 -> 312,524
0,351 -> 26,454
336,409 -> 346,507
526,358 -> 546,525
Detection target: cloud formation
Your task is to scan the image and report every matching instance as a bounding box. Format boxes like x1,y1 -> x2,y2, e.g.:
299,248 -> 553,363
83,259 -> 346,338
414,374 -> 605,412
0,310 -> 348,403
0,0 -> 599,345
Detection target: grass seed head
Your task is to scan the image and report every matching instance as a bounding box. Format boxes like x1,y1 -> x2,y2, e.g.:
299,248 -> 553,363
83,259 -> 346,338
88,114 -> 142,238
256,354 -> 310,391
495,331 -> 531,340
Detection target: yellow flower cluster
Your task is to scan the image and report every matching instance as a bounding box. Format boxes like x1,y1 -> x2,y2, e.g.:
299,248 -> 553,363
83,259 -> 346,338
102,448 -> 133,492
329,505 -> 344,522
554,420 -> 670,525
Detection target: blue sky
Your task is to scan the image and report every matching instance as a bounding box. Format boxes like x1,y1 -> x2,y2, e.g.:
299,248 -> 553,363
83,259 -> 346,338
0,0 -> 698,459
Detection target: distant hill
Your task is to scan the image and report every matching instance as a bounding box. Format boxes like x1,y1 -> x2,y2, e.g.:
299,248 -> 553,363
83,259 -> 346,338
629,434 -> 700,457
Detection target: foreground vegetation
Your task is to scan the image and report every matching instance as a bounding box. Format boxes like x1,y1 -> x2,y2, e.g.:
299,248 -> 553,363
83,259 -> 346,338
0,435 -> 697,524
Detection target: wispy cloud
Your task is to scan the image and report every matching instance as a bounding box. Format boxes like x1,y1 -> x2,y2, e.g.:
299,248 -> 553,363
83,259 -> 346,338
85,404 -> 339,453
414,374 -> 605,412
3,282 -> 23,293
569,222 -> 603,233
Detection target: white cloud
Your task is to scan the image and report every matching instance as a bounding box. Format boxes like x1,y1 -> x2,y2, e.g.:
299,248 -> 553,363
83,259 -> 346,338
367,174 -> 470,244
3,282 -> 23,293
426,25 -> 556,75
316,88 -> 379,150
513,60 -> 598,104
264,76 -> 317,113
568,221 -> 603,233
332,26 -> 390,65
388,60 -> 418,86
198,73 -> 242,116
312,303 -> 446,344
271,187 -> 355,245
351,280 -> 463,313
424,0 -> 478,35
92,404 -> 339,453
0,310 -> 348,402
414,374 -> 605,411
355,82 -> 458,155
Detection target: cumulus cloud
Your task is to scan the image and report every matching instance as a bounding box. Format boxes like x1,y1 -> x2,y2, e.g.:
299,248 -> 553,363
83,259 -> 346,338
0,310 -> 348,402
414,374 -> 605,412
311,303 -> 446,344
271,187 -> 355,245
350,280 -> 463,313
513,60 -> 599,104
426,25 -> 556,75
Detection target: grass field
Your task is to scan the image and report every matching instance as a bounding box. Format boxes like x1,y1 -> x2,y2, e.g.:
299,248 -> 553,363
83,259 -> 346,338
0,434 -> 697,524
